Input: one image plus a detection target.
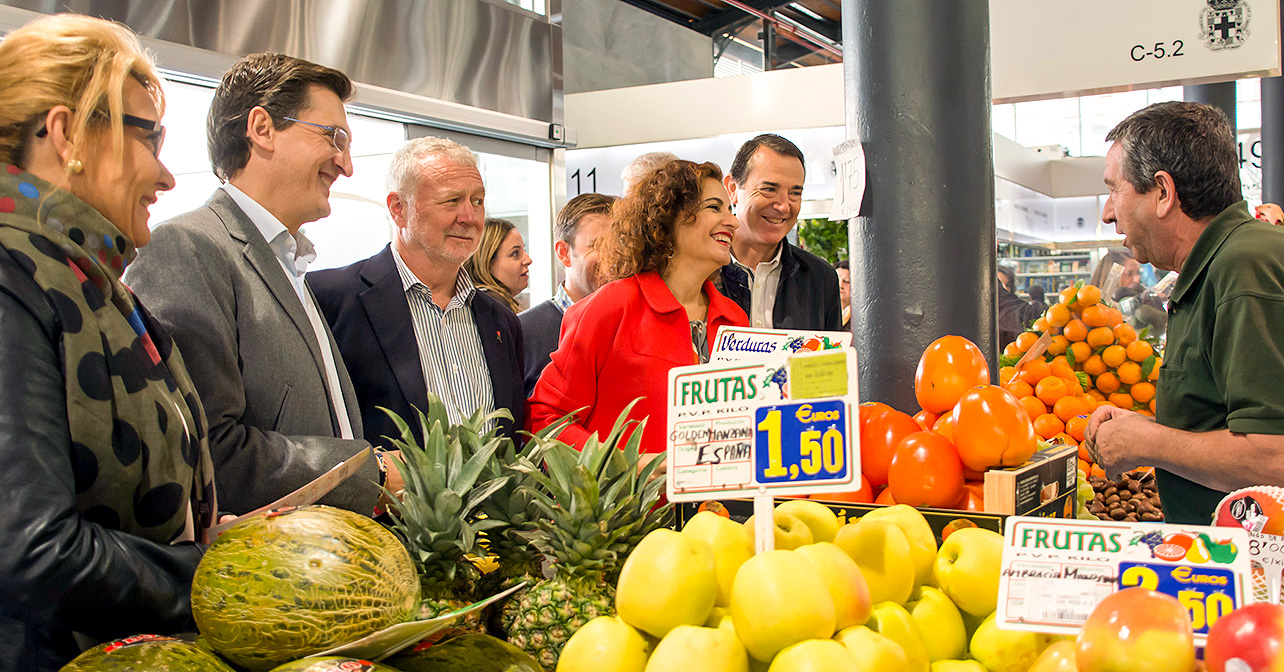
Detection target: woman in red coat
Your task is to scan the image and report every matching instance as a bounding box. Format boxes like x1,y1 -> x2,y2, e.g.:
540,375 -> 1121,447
527,160 -> 747,458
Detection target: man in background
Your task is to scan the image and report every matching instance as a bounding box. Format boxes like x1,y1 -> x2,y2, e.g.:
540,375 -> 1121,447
620,151 -> 678,195
719,134 -> 841,331
309,137 -> 524,447
833,259 -> 851,328
519,193 -> 614,396
126,53 -> 393,515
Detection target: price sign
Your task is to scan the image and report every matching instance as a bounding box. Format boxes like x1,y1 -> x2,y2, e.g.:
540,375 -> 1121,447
666,348 -> 860,502
755,400 -> 849,485
996,517 -> 1251,643
1118,562 -> 1238,636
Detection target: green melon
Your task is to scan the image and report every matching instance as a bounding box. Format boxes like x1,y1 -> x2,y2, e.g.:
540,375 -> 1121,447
60,635 -> 235,671
385,634 -> 542,672
192,506 -> 421,672
266,657 -> 404,672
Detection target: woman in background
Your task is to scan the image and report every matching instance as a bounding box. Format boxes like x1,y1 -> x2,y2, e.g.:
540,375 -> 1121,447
465,217 -> 532,312
527,160 -> 747,457
1088,247 -> 1141,299
0,14 -> 215,670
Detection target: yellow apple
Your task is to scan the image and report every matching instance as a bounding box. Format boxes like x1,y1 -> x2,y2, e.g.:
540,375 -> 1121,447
746,511 -> 814,550
775,499 -> 841,542
833,520 -> 914,605
643,624 -> 748,672
905,586 -> 966,662
794,542 -> 872,630
731,550 -> 837,662
705,606 -> 729,628
557,616 -> 650,672
866,602 -> 930,672
1027,639 -> 1077,672
929,661 -> 985,672
968,613 -> 1050,672
834,625 -> 911,672
767,639 -> 857,672
616,529 -> 718,638
682,511 -> 755,607
934,527 -> 1004,616
858,505 -> 938,586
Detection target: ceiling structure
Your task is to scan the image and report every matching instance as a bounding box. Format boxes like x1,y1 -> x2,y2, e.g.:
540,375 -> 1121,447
617,0 -> 842,71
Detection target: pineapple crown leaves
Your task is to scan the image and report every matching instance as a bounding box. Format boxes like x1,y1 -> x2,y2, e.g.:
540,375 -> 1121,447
377,403 -> 511,571
510,399 -> 673,579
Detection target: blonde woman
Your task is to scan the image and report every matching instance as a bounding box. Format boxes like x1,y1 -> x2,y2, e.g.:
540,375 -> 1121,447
0,14 -> 215,669
464,217 -> 532,312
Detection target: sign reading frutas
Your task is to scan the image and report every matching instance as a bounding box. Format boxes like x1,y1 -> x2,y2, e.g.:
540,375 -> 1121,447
996,517 -> 1251,643
666,348 -> 859,501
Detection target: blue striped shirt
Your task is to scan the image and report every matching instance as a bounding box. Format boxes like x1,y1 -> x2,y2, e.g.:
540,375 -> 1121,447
391,246 -> 496,426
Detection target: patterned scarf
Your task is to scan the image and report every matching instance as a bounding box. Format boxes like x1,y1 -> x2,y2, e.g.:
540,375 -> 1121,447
0,165 -> 215,544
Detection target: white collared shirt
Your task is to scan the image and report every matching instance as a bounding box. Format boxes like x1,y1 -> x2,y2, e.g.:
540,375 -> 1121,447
390,244 -> 497,426
221,183 -> 354,440
731,242 -> 784,329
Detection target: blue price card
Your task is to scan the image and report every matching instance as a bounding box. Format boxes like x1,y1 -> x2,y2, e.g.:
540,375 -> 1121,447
1117,561 -> 1239,636
754,399 -> 849,485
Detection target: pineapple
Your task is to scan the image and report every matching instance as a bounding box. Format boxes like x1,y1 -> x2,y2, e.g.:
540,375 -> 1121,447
505,402 -> 672,670
378,399 -> 511,631
473,417 -> 569,634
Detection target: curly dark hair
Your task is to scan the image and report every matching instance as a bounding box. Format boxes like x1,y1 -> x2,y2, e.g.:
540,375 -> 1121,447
599,160 -> 723,283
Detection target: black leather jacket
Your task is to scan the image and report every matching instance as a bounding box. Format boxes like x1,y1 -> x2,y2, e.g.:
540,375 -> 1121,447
718,241 -> 844,331
0,247 -> 203,671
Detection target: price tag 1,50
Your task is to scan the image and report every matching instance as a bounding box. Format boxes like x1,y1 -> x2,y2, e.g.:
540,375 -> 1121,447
755,400 -> 850,485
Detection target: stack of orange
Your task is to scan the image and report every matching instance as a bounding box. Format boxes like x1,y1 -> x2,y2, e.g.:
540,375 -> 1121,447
999,281 -> 1163,478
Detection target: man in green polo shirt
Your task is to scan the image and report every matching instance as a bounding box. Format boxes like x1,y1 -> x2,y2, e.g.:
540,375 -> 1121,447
1084,101 -> 1284,525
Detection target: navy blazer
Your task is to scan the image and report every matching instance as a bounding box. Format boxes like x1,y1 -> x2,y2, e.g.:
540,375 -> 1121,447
307,245 -> 525,447
718,240 -> 843,331
517,299 -> 564,398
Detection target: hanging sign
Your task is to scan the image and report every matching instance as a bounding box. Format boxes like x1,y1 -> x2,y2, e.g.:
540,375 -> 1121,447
991,0 -> 1281,103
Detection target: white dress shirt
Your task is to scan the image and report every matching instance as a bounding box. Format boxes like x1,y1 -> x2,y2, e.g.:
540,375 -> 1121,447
221,183 -> 354,439
391,244 -> 497,426
731,242 -> 784,329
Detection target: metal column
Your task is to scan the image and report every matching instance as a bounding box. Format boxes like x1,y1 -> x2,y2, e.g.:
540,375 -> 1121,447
1262,9 -> 1284,204
1184,82 -> 1238,131
842,0 -> 997,412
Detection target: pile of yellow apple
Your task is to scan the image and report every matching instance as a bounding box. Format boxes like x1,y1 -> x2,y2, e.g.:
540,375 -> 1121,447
557,500 -> 1066,672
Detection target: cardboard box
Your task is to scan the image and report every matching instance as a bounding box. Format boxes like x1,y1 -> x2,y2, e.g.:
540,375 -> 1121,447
984,443 -> 1078,517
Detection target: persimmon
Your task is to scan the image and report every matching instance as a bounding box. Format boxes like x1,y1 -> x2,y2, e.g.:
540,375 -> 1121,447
913,409 -> 939,430
888,432 -> 966,508
860,407 -> 921,487
952,385 -> 1038,471
914,335 -> 990,414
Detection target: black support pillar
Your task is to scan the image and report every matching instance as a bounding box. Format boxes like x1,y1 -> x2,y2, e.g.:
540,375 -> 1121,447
842,0 -> 996,412
1262,9 -> 1284,204
1184,82 -> 1238,132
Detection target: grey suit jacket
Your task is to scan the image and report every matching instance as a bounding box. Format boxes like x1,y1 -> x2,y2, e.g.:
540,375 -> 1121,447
124,189 -> 377,515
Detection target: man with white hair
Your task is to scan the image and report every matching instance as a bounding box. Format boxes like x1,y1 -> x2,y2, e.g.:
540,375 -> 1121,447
309,137 -> 524,447
621,151 -> 678,195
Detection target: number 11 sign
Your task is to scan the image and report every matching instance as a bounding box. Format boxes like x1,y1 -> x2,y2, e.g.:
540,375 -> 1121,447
665,348 -> 860,502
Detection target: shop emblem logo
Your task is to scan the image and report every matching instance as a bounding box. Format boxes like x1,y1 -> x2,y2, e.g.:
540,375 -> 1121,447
1201,0 -> 1251,51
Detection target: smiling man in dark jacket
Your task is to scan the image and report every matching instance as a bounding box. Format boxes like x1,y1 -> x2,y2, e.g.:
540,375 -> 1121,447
719,134 -> 841,331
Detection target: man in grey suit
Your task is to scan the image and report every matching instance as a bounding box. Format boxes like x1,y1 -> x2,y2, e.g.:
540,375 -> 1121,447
125,53 -> 399,515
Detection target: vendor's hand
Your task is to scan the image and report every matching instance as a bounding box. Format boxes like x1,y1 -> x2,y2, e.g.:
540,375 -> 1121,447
1083,405 -> 1153,479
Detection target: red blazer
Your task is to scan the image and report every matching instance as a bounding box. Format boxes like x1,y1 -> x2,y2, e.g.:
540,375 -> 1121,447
527,271 -> 748,454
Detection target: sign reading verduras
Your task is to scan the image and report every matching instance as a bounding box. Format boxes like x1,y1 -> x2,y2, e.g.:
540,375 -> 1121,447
996,517 -> 1252,644
991,0 -> 1281,103
665,348 -> 860,501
